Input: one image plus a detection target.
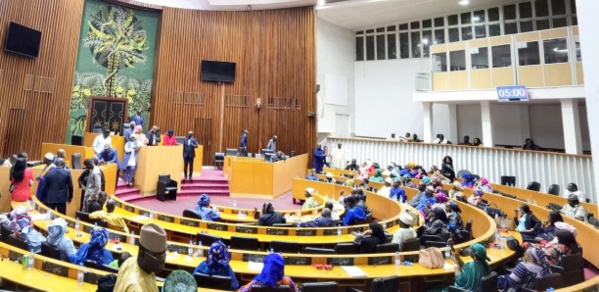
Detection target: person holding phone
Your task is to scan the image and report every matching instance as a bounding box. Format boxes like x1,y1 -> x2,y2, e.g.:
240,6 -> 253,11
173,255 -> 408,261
448,239 -> 491,291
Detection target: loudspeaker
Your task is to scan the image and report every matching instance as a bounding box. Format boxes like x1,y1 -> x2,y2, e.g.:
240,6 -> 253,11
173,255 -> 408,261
316,84 -> 320,93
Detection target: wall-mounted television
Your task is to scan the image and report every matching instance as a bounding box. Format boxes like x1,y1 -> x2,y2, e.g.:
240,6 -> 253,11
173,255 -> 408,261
4,22 -> 42,58
201,60 -> 236,83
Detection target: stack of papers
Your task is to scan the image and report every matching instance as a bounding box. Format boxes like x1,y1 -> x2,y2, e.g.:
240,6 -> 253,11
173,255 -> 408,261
341,266 -> 368,277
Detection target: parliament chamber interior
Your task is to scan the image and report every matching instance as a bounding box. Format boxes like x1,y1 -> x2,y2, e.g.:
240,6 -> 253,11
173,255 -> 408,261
0,0 -> 599,291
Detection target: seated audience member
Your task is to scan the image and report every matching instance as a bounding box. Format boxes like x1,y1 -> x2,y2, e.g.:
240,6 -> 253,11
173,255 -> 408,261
345,159 -> 359,171
299,208 -> 335,228
416,187 -> 435,211
109,252 -> 132,268
377,178 -> 393,197
400,132 -> 413,142
357,161 -> 372,180
325,201 -> 342,221
163,129 -> 178,146
471,138 -> 483,146
542,228 -> 579,265
89,200 -> 130,234
237,253 -> 296,292
400,174 -> 416,188
412,133 -> 419,142
459,136 -> 470,145
342,196 -> 366,226
354,222 -> 387,254
359,178 -> 374,192
428,165 -> 449,182
258,203 -> 286,226
301,188 -> 319,210
387,133 -> 398,141
305,168 -> 319,181
337,190 -> 346,205
10,158 -> 33,202
16,217 -> 46,253
467,190 -> 484,206
382,164 -> 396,177
497,247 -> 551,290
409,183 -> 427,208
449,182 -> 465,199
425,208 -> 450,241
69,227 -> 114,265
354,189 -> 369,213
97,144 -> 119,165
522,138 -> 541,151
369,169 -> 384,183
515,204 -> 542,242
324,172 -> 336,184
3,154 -> 17,167
342,173 -> 356,187
461,174 -> 475,189
46,218 -> 77,259
450,241 -> 491,291
475,177 -> 493,193
536,211 -> 564,241
564,183 -> 587,203
431,192 -> 448,211
194,194 -> 222,222
389,179 -> 407,202
432,134 -> 449,144
446,202 -> 464,228
87,191 -> 107,214
193,241 -> 240,290
561,194 -> 588,222
392,213 -> 417,250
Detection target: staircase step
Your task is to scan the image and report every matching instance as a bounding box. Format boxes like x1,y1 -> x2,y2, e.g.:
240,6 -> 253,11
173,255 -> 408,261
177,189 -> 230,196
115,188 -> 140,196
117,193 -> 146,202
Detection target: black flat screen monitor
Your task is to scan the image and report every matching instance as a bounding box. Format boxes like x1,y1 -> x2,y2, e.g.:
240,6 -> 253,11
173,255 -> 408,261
201,60 -> 236,83
4,22 -> 42,58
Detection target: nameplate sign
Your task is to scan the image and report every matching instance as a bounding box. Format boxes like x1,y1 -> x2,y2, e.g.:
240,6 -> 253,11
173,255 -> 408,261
180,219 -> 200,227
138,210 -> 151,218
207,223 -> 227,231
242,254 -> 266,263
167,244 -> 188,254
368,256 -> 391,265
323,229 -> 339,236
66,220 -> 76,228
42,262 -> 68,277
266,228 -> 289,236
348,226 -> 364,234
83,225 -> 94,233
114,201 -> 123,208
327,257 -> 354,266
236,226 -> 257,234
157,214 -> 175,223
286,256 -> 312,265
295,229 -> 316,236
84,272 -> 102,284
7,250 -> 20,261
124,205 -> 135,213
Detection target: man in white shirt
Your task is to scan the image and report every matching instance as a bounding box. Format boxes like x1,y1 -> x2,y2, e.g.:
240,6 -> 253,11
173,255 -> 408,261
564,183 -> 587,203
561,194 -> 589,222
387,133 -> 398,141
392,212 -> 417,250
377,178 -> 393,197
330,143 -> 348,169
92,129 -> 112,155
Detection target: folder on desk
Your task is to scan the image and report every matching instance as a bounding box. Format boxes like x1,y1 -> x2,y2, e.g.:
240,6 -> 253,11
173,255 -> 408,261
341,266 -> 368,277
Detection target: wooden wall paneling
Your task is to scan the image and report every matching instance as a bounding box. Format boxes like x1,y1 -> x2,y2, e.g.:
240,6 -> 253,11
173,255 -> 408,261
152,7 -> 316,165
0,0 -> 84,157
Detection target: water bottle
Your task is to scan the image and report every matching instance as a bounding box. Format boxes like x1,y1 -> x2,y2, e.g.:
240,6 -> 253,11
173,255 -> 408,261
94,222 -> 98,229
270,248 -> 274,254
27,250 -> 34,270
30,199 -> 36,210
46,210 -> 52,221
77,263 -> 84,285
198,241 -> 203,257
148,211 -> 153,219
444,243 -> 451,258
337,226 -> 342,237
75,217 -> 80,233
395,251 -> 401,268
325,194 -> 329,201
129,231 -> 135,247
188,240 -> 194,256
501,216 -> 506,229
546,287 -> 555,292
381,219 -> 387,229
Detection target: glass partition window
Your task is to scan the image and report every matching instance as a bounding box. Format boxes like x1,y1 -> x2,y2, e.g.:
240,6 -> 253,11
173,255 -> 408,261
543,38 -> 568,63
399,33 -> 409,58
433,53 -> 448,72
434,29 -> 445,44
366,35 -> 375,60
492,45 -> 512,68
356,37 -> 364,61
518,41 -> 540,66
449,50 -> 466,71
471,47 -> 489,69
575,37 -> 581,62
422,30 -> 432,57
411,32 -> 421,58
387,34 -> 397,59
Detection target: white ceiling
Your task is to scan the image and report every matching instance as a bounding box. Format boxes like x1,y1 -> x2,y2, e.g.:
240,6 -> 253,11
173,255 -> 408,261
316,0 -> 516,31
133,0 -> 316,10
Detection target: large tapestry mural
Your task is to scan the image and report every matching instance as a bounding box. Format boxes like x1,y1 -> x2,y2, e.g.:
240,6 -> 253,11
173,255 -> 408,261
66,0 -> 158,143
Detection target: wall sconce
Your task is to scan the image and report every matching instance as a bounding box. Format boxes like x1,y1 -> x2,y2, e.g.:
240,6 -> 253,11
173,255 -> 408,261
256,98 -> 262,109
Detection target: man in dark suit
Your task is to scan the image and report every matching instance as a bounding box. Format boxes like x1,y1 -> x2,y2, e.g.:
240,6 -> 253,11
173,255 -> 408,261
183,131 -> 199,180
98,144 -> 120,185
39,158 -> 73,215
146,125 -> 161,146
239,129 -> 249,157
131,110 -> 145,130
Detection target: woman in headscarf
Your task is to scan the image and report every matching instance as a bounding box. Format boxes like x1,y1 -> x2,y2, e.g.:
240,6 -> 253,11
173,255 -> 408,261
461,174 -> 475,189
497,247 -> 551,290
451,241 -> 491,291
194,241 -> 239,290
542,228 -> 579,265
425,207 -> 450,241
449,181 -> 465,199
536,211 -> 564,241
237,253 -> 296,292
431,192 -> 449,211
446,201 -> 464,228
69,227 -> 113,266
429,165 -> 449,183
355,222 -> 387,254
475,177 -> 493,193
441,156 -> 456,181
257,203 -> 286,226
163,129 -> 178,146
46,218 -> 77,259
133,125 -> 148,145
10,158 -> 33,202
194,194 -> 221,221
467,189 -> 484,206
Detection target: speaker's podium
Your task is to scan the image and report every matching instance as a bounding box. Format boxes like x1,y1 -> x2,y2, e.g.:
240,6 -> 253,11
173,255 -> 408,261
134,146 -> 183,195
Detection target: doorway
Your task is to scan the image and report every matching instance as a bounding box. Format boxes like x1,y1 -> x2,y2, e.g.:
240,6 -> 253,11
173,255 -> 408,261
335,114 -> 350,137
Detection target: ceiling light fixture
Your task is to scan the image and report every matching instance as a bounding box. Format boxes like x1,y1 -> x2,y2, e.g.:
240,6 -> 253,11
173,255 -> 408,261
318,0 -> 325,6
459,0 -> 470,5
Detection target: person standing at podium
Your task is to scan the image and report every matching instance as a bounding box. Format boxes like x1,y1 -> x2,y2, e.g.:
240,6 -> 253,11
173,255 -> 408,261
146,125 -> 161,146
183,131 -> 199,180
239,129 -> 249,157
92,129 -> 112,156
266,135 -> 277,152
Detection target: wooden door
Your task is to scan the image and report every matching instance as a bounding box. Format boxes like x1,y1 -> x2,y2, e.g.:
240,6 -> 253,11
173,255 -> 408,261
194,118 -> 212,165
2,109 -> 26,157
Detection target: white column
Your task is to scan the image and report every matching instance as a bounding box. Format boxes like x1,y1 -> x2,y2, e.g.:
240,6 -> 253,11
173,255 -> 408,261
560,99 -> 583,154
578,0 -> 599,202
447,104 -> 458,144
423,102 -> 433,143
480,101 -> 494,147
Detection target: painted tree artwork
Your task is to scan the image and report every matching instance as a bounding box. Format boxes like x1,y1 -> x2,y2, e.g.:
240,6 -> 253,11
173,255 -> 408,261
67,0 -> 158,143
